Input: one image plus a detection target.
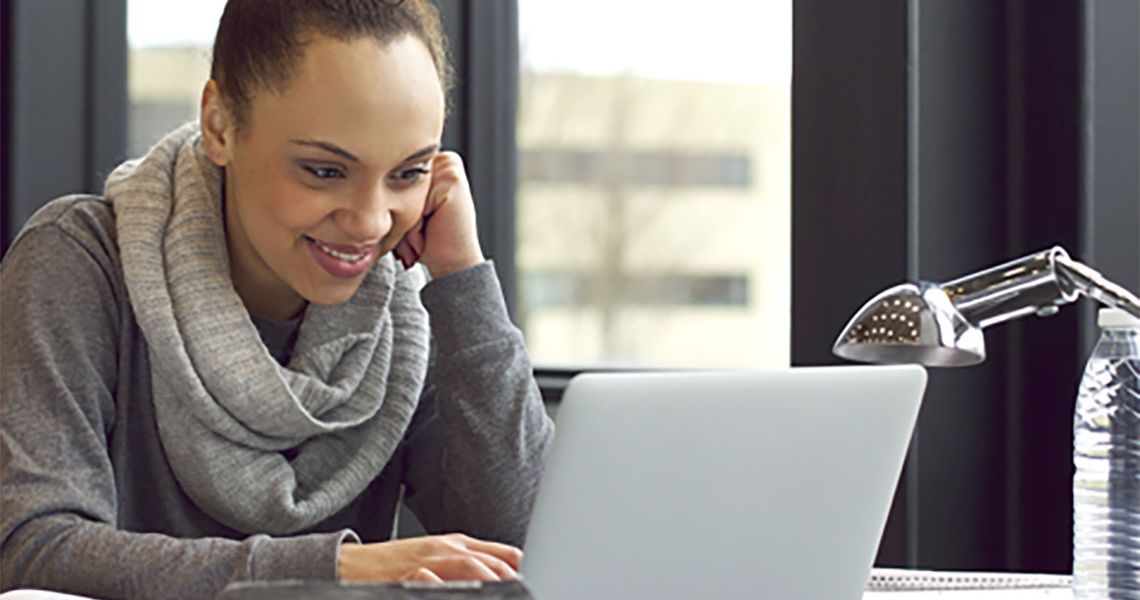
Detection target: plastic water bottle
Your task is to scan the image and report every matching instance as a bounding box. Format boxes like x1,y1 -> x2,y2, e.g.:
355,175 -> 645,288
1073,307 -> 1140,598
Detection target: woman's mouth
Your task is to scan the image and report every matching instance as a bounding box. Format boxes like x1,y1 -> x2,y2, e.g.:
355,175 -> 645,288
311,238 -> 368,262
305,236 -> 376,278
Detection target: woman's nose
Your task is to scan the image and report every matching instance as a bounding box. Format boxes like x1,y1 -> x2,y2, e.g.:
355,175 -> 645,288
337,187 -> 394,243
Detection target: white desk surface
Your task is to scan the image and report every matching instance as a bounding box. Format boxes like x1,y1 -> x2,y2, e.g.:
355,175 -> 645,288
865,591 -> 1070,599
1,571 -> 1075,600
0,588 -> 1075,600
863,567 -> 1072,599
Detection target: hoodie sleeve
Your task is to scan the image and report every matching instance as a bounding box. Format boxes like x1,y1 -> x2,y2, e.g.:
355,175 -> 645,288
0,207 -> 356,599
400,261 -> 555,547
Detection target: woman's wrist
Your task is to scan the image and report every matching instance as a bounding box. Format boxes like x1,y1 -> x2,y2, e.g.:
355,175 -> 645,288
425,252 -> 484,280
337,542 -> 368,582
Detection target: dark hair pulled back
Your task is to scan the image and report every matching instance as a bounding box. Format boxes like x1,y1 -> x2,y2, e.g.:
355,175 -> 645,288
210,0 -> 453,131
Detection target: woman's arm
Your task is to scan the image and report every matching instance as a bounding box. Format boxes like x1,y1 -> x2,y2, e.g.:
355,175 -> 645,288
0,211 -> 352,598
400,261 -> 555,547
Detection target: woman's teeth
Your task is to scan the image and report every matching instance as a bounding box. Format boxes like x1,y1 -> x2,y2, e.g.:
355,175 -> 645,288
311,238 -> 367,262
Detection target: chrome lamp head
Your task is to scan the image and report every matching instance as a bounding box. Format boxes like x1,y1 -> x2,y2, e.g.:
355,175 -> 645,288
833,246 -> 1140,367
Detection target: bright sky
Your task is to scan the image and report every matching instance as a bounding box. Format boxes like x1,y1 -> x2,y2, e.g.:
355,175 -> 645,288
128,0 -> 791,85
519,0 -> 791,85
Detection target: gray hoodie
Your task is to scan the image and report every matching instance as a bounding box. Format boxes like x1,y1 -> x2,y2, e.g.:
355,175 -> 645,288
0,195 -> 554,599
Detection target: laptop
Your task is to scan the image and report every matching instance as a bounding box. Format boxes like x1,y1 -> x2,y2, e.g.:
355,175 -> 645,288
519,365 -> 927,600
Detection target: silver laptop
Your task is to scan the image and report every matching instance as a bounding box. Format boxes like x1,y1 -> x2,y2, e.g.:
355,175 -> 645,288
520,365 -> 927,600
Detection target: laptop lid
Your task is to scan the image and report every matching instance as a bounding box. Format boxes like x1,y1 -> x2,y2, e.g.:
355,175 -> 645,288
520,365 -> 927,600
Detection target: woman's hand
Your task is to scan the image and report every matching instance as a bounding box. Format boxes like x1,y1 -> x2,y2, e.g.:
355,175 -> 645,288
337,533 -> 523,583
393,152 -> 484,278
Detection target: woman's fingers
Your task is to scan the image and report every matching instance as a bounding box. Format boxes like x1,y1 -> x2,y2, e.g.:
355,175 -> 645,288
393,239 -> 416,270
466,550 -> 519,580
435,534 -> 521,578
406,223 -> 426,257
393,224 -> 427,269
423,153 -> 457,221
459,537 -> 524,571
412,151 -> 483,278
338,535 -> 523,583
423,554 -> 504,581
416,534 -> 521,582
402,567 -> 444,583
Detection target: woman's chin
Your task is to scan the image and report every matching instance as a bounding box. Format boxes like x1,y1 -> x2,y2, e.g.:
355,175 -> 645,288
293,248 -> 378,307
301,281 -> 365,307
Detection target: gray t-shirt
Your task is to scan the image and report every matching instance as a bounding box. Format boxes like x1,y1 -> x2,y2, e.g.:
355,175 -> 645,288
0,196 -> 554,599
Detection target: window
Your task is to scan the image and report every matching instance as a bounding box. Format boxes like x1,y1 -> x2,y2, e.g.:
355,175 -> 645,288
127,0 -> 225,157
516,0 -> 792,368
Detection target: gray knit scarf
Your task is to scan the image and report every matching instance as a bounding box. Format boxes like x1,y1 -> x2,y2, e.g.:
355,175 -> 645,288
106,123 -> 429,534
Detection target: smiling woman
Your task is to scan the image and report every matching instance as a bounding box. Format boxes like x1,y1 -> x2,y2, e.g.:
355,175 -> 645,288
202,33 -> 449,318
0,1 -> 553,598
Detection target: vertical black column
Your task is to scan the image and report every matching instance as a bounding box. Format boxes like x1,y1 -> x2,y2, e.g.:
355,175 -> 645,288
909,0 -> 1081,572
794,0 -> 1085,572
465,1 -> 519,319
1004,1 -> 1083,573
791,0 -> 912,565
6,0 -> 88,254
435,0 -> 519,317
909,0 -> 1016,570
1,0 -> 126,257
1081,0 -> 1140,349
436,0 -> 466,152
89,0 -> 129,185
1,0 -> 11,245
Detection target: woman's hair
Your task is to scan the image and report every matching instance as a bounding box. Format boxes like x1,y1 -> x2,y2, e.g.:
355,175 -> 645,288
210,0 -> 453,131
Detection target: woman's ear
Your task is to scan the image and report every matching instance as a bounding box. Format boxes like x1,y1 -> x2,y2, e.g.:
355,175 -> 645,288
200,80 -> 234,167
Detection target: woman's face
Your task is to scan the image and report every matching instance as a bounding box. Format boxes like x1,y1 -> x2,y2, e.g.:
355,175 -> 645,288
203,34 -> 445,320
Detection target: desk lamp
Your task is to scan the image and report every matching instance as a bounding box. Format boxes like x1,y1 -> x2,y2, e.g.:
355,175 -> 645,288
832,246 -> 1140,366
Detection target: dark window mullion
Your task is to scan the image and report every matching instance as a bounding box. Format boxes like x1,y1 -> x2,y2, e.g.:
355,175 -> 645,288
439,0 -> 520,321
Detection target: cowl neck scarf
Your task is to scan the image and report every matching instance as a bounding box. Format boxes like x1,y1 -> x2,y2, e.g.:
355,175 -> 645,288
106,123 -> 429,534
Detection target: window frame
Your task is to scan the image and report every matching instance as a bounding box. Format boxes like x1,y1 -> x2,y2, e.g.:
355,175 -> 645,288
437,0 -> 520,323
2,0 -> 127,259
792,0 -> 1138,573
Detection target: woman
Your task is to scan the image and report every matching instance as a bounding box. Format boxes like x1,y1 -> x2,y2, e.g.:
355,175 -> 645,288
0,0 -> 554,597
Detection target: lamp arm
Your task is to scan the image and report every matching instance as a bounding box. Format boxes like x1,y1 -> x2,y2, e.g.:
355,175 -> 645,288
1053,254 -> 1140,319
940,247 -> 1140,329
832,245 -> 1140,367
943,247 -> 1076,329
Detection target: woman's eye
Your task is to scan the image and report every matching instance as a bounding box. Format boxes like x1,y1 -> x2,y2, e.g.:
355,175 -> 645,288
304,165 -> 345,180
394,167 -> 430,184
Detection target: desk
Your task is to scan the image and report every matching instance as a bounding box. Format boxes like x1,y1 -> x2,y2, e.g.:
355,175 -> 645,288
0,587 -> 1076,600
863,568 -> 1072,599
865,592 -> 1070,599
0,570 -> 1075,600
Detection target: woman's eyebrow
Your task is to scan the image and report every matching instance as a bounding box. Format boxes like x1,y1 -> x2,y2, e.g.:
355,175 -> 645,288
289,141 -> 439,166
400,144 -> 441,165
289,139 -> 359,163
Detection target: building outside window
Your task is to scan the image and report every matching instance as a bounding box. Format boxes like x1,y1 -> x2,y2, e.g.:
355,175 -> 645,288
127,0 -> 222,157
516,0 -> 791,368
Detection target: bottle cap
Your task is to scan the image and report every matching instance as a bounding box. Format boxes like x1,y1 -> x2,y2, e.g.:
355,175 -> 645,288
1098,307 -> 1140,329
